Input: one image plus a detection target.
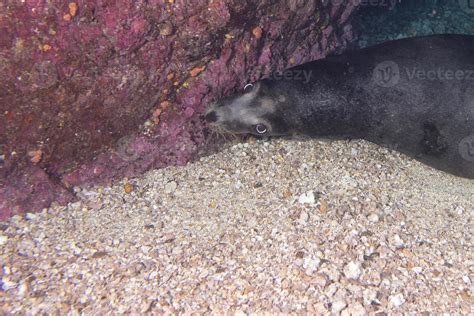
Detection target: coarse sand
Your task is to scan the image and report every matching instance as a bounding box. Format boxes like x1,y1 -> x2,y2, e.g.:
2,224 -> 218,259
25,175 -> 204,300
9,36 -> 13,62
1,138 -> 473,314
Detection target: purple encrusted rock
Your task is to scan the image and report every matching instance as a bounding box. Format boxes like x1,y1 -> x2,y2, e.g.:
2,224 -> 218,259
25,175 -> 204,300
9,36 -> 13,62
0,0 -> 359,219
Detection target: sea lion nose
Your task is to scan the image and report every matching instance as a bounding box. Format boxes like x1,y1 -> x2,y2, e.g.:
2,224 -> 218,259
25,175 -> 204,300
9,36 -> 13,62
205,111 -> 218,123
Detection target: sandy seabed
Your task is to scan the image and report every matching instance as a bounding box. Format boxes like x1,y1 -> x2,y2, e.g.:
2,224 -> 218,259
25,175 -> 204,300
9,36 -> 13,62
1,138 -> 473,314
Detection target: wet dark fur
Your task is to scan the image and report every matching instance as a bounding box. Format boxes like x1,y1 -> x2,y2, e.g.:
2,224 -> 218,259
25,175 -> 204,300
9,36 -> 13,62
209,35 -> 474,179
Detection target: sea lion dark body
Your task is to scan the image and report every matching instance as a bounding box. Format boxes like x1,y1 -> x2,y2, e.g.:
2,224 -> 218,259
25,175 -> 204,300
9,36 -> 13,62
207,35 -> 474,179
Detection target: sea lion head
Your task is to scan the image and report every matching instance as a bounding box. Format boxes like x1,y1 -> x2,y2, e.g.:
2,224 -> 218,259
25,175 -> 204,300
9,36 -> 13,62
205,81 -> 293,136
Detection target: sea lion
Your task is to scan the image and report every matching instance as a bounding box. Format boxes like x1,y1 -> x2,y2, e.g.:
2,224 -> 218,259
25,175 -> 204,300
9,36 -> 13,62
206,34 -> 474,179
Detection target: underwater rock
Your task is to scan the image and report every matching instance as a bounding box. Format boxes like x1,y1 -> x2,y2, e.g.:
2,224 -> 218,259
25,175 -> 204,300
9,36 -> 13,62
0,0 -> 358,219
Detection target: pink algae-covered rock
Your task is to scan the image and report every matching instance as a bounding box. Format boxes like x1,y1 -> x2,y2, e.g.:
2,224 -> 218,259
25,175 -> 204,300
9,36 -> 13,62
0,0 -> 359,219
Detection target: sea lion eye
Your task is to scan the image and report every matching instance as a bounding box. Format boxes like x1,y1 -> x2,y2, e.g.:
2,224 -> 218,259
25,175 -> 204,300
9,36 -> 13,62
244,83 -> 254,92
255,124 -> 268,134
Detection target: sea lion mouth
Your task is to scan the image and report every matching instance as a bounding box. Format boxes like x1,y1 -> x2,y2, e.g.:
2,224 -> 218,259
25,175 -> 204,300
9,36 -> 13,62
206,120 -> 235,135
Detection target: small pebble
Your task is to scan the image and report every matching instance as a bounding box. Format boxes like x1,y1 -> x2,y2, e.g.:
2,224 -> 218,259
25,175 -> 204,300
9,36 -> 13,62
298,211 -> 310,224
0,235 -> 8,245
412,267 -> 423,274
367,213 -> 380,223
344,261 -> 362,280
2,277 -> 16,290
331,299 -> 347,314
389,293 -> 406,307
363,288 -> 378,305
462,275 -> 471,285
303,257 -> 320,274
25,213 -> 36,220
17,282 -> 29,296
389,234 -> 404,248
312,302 -> 328,314
164,181 -> 177,194
298,190 -> 316,205
312,273 -> 329,288
346,302 -> 366,316
319,200 -> 329,213
124,183 -> 133,194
